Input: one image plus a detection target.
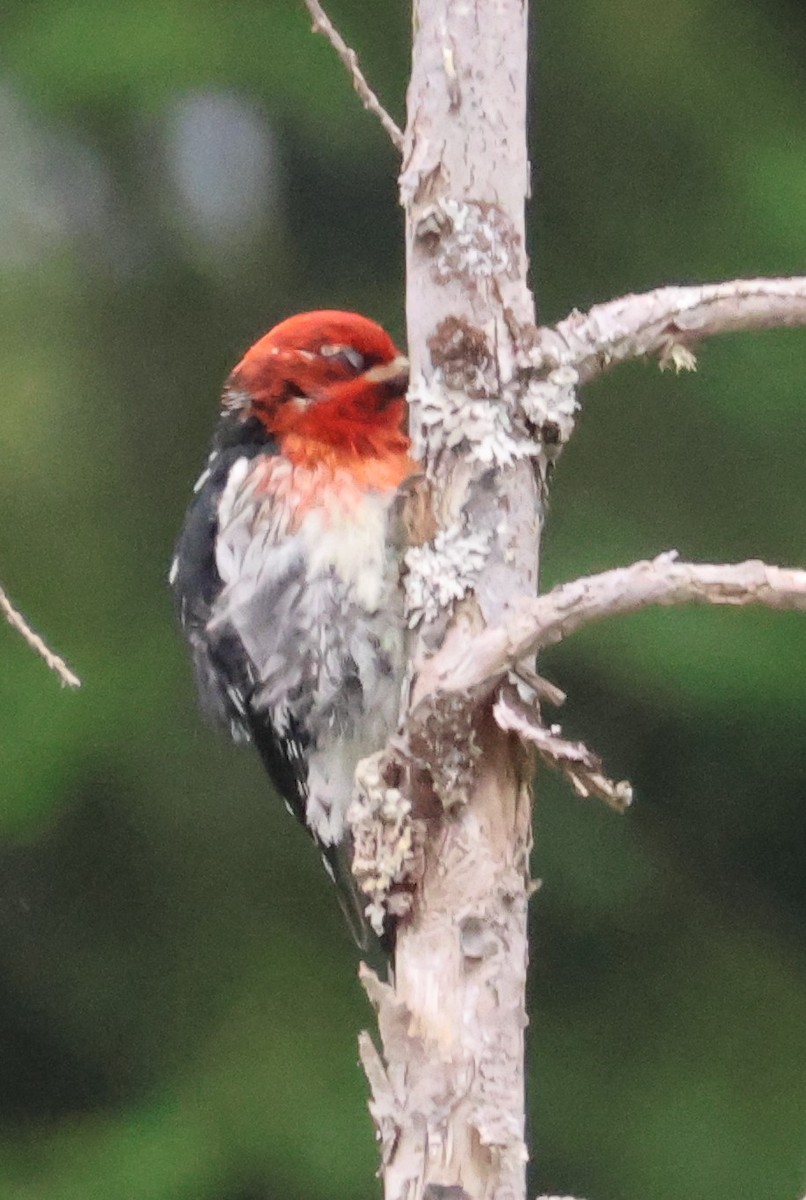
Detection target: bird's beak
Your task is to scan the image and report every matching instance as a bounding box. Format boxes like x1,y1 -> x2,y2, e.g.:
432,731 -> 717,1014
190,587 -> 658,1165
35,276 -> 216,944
364,354 -> 409,392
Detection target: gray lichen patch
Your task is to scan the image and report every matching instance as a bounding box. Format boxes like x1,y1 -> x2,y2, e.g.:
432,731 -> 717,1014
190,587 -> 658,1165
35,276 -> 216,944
405,524 -> 491,628
410,330 -> 578,471
519,365 -> 579,451
415,199 -> 520,286
350,753 -> 424,935
412,374 -> 537,469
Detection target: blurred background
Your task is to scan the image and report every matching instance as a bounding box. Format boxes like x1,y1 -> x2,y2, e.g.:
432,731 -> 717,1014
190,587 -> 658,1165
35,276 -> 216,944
0,0 -> 805,1197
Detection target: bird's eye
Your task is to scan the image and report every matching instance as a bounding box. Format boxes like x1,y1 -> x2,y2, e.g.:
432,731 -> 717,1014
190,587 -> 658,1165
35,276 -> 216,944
319,343 -> 365,373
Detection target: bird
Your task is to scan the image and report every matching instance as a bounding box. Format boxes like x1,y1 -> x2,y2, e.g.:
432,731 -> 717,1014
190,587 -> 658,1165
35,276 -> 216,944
170,311 -> 414,944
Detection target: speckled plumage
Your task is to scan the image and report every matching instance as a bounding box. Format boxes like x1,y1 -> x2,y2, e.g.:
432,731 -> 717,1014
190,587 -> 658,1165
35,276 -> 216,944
171,312 -> 413,944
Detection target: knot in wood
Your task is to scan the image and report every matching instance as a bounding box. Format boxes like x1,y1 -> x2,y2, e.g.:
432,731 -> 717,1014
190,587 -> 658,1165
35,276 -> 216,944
428,317 -> 496,397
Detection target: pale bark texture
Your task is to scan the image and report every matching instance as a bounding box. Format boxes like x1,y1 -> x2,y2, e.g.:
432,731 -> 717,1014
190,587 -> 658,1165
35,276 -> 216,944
537,276 -> 806,385
307,6 -> 806,1199
415,554 -> 806,699
359,4 -> 541,1200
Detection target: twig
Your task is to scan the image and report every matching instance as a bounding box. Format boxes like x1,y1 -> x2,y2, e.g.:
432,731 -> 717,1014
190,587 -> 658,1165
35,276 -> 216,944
302,0 -> 404,151
535,276 -> 806,385
494,686 -> 632,813
0,581 -> 81,689
414,553 -> 806,702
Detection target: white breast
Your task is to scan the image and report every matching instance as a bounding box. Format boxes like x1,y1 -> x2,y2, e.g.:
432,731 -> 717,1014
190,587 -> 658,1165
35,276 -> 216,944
210,453 -> 408,846
295,483 -> 392,612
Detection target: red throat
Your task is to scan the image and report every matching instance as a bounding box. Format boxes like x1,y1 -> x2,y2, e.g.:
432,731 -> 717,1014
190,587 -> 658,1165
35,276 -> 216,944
275,395 -> 415,488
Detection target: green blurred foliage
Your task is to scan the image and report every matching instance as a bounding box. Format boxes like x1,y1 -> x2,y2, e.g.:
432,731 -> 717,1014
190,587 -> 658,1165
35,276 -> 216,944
0,1 -> 804,1198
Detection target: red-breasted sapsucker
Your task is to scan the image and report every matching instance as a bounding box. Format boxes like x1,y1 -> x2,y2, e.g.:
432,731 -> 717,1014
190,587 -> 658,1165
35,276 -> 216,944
171,311 -> 413,943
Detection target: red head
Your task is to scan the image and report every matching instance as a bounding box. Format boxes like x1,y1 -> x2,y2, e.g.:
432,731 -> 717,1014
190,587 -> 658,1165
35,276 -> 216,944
224,311 -> 411,473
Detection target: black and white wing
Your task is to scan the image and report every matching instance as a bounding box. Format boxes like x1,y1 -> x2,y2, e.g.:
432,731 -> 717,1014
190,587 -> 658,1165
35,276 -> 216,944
170,445 -> 310,825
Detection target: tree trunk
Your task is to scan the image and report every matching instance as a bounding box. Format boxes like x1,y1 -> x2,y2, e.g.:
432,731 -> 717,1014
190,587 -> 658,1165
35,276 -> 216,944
360,4 -> 543,1200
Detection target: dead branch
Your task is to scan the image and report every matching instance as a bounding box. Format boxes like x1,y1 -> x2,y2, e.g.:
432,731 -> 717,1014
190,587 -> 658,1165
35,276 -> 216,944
494,686 -> 632,813
376,550 -> 805,930
535,276 -> 806,385
302,0 -> 404,150
414,553 -> 806,702
0,581 -> 81,689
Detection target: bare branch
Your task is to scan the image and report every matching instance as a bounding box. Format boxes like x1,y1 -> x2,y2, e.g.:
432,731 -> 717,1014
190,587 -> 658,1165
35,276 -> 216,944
536,276 -> 806,385
415,553 -> 806,701
493,687 -> 632,813
302,0 -> 404,151
0,581 -> 81,689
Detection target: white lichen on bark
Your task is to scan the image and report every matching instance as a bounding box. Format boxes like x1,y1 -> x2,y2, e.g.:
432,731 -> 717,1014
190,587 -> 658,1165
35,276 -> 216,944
350,752 -> 423,934
413,373 -> 540,467
405,525 -> 491,627
363,3 -> 540,1200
